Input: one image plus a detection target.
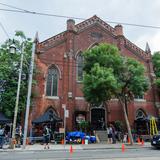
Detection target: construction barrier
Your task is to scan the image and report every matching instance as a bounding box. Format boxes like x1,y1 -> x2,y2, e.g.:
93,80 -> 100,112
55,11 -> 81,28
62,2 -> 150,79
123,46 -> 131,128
150,116 -> 158,135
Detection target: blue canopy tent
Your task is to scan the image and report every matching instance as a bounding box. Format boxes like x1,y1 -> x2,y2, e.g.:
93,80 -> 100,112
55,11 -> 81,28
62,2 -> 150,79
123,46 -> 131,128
66,131 -> 96,143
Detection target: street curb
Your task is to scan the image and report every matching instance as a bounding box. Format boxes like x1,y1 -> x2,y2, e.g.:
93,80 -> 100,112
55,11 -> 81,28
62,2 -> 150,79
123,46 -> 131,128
0,146 -> 151,152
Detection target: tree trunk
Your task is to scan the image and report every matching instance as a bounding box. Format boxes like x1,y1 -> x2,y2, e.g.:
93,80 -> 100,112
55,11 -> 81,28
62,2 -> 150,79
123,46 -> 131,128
119,98 -> 134,145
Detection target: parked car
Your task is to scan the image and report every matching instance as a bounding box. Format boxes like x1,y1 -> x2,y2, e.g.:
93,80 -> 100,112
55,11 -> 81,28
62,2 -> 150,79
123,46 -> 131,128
151,134 -> 160,148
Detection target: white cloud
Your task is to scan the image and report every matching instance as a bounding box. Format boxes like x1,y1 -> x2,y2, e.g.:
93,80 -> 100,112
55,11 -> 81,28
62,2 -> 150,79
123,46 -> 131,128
135,31 -> 160,53
149,32 -> 160,52
0,0 -> 160,52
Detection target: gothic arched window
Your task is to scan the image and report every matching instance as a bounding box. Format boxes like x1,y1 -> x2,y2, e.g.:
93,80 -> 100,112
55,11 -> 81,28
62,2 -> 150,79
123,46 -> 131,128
46,66 -> 58,96
76,53 -> 84,81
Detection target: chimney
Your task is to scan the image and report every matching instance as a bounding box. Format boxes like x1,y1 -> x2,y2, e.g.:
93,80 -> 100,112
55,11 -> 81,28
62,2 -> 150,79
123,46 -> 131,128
114,24 -> 123,36
67,19 -> 75,31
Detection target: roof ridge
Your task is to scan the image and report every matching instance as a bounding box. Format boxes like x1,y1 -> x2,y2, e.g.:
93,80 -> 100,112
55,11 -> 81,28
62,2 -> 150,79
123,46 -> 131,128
75,15 -> 115,34
124,37 -> 148,60
39,31 -> 66,48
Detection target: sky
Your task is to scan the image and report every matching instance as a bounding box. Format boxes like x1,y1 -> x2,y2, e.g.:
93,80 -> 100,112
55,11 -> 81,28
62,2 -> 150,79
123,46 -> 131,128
0,0 -> 160,53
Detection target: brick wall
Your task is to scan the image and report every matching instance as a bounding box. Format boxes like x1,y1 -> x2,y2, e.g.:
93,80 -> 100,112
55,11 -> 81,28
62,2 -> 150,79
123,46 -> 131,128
31,16 -> 158,132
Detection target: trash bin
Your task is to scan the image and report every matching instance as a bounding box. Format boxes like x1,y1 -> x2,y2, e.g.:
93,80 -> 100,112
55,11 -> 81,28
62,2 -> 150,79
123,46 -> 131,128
85,139 -> 88,145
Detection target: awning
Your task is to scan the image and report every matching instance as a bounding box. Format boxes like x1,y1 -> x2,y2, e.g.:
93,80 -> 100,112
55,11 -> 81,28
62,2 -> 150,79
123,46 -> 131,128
0,112 -> 12,124
32,110 -> 62,124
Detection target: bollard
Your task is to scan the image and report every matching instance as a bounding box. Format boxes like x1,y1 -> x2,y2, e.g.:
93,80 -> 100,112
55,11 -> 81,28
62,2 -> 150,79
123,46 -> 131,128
69,145 -> 73,154
137,137 -> 141,144
82,139 -> 84,145
122,143 -> 125,152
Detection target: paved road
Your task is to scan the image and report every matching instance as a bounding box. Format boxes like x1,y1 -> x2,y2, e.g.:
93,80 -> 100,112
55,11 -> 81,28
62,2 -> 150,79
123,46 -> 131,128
0,147 -> 160,160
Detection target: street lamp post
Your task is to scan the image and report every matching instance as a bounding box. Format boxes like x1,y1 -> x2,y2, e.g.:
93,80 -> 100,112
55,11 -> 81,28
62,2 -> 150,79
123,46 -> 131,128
10,42 -> 24,149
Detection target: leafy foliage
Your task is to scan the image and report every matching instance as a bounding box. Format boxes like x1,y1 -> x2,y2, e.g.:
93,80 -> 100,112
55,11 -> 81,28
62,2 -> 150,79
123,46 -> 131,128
83,43 -> 148,105
83,43 -> 121,105
82,43 -> 149,145
78,120 -> 89,133
152,51 -> 160,88
83,63 -> 117,106
114,120 -> 124,132
115,57 -> 149,102
0,31 -> 33,119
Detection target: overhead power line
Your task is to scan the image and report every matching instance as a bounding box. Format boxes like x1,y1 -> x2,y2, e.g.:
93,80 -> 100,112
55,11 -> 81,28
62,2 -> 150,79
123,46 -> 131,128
0,2 -> 160,29
0,8 -> 85,20
0,22 -> 9,39
0,2 -> 29,12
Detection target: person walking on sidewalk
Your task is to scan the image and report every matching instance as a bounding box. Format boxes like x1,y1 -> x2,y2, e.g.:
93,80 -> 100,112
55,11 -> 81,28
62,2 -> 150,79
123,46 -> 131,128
0,126 -> 5,149
15,125 -> 22,147
107,124 -> 113,144
43,125 -> 50,149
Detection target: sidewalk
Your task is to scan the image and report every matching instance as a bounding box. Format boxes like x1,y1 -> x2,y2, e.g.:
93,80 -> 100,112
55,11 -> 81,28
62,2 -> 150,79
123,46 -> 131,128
0,142 -> 151,152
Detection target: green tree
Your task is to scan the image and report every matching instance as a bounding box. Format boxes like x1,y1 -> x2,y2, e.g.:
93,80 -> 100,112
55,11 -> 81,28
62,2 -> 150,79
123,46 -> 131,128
0,31 -> 32,120
78,120 -> 89,133
152,51 -> 160,88
83,43 -> 149,145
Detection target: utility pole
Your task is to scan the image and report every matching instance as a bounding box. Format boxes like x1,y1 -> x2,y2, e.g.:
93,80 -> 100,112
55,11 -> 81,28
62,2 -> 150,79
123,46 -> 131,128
11,43 -> 24,149
62,104 -> 66,147
22,35 -> 36,149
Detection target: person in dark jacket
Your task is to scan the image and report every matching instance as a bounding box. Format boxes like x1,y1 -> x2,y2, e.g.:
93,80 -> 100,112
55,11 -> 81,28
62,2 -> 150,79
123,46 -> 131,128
43,125 -> 50,149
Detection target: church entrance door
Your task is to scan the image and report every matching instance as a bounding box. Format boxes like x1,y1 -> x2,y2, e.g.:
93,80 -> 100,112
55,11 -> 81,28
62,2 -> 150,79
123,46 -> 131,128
91,108 -> 105,130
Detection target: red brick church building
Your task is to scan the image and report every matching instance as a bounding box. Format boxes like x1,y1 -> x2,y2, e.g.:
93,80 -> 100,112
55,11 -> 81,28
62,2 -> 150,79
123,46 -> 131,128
31,15 -> 160,134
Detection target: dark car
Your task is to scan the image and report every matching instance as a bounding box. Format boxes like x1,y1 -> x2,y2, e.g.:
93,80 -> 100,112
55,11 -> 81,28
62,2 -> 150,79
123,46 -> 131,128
151,134 -> 160,148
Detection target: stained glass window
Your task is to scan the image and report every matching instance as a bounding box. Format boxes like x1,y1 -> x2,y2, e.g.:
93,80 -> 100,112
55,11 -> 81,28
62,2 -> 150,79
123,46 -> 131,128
46,66 -> 58,96
76,53 -> 84,81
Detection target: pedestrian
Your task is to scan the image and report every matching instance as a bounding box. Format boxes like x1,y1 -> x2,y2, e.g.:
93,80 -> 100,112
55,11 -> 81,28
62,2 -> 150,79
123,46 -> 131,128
111,124 -> 116,144
0,126 -> 5,149
43,125 -> 50,149
107,124 -> 113,144
100,118 -> 105,130
15,125 -> 22,147
123,132 -> 127,143
103,118 -> 106,130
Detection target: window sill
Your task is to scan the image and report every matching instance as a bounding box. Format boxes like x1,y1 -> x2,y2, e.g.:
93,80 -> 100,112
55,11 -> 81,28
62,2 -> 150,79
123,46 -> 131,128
134,99 -> 146,102
76,81 -> 83,83
75,97 -> 84,100
45,96 -> 59,100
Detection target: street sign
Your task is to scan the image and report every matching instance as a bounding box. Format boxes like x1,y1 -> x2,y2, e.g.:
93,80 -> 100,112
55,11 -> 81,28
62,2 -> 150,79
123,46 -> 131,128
65,110 -> 69,118
62,104 -> 66,109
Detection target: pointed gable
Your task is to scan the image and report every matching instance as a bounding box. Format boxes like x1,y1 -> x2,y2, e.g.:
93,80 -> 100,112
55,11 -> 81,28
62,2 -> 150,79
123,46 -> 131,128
75,15 -> 115,36
37,15 -> 150,62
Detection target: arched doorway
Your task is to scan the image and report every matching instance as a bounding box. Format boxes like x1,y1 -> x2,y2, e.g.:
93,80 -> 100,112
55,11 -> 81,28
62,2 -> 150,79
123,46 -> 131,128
134,109 -> 149,135
91,108 -> 105,130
